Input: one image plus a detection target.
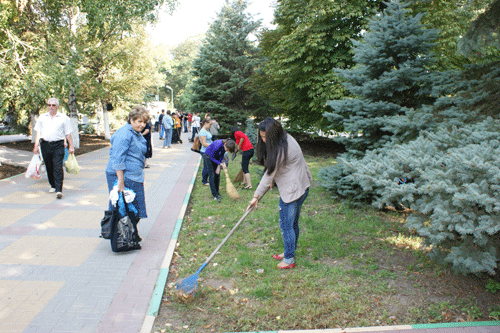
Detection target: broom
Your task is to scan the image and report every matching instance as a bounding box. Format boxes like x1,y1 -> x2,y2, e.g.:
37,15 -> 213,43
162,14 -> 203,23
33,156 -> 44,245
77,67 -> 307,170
177,208 -> 254,300
232,169 -> 244,183
223,167 -> 240,200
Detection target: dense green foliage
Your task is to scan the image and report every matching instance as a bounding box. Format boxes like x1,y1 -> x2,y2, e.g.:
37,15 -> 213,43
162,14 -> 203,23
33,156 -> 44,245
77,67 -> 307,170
323,0 -> 440,155
0,0 -> 176,131
189,0 -> 264,132
256,0 -> 383,132
320,0 -> 500,275
165,36 -> 203,111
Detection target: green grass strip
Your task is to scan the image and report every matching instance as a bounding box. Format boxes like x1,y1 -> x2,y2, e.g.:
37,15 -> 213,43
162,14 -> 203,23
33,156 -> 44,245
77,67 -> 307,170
412,321 -> 500,329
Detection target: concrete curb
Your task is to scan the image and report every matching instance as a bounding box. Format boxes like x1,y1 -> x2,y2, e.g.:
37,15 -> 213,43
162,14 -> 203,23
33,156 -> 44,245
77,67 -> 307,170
225,321 -> 500,333
140,157 -> 201,333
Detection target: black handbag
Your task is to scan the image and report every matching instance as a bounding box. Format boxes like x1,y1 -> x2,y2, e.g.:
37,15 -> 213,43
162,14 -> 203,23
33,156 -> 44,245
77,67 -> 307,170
100,209 -> 114,239
110,192 -> 141,252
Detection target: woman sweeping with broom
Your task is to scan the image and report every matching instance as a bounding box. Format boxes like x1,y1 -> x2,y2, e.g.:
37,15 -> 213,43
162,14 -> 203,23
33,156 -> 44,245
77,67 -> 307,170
230,126 -> 254,189
246,117 -> 312,269
204,138 -> 237,203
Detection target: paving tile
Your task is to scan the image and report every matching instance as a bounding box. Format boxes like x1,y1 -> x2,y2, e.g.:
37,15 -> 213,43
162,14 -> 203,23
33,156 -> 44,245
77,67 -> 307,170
76,193 -> 109,207
0,208 -> 37,227
0,280 -> 64,332
0,191 -> 55,205
0,236 -> 101,266
28,180 -> 88,190
41,210 -> 102,229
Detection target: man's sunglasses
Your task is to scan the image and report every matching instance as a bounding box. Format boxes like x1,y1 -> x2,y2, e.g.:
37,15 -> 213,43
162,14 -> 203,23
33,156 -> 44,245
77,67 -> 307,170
47,104 -> 57,107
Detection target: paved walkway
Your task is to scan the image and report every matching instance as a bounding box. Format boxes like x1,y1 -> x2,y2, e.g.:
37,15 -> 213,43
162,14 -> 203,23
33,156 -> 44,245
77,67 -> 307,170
0,132 -> 499,333
0,131 -> 200,333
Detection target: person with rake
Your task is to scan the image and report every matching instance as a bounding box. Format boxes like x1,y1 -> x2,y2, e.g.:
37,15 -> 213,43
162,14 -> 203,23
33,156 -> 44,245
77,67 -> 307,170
204,138 -> 237,203
246,117 -> 312,269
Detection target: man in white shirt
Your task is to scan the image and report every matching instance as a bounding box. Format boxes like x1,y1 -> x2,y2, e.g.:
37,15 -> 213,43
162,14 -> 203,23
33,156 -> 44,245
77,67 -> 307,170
33,98 -> 74,199
190,112 -> 201,142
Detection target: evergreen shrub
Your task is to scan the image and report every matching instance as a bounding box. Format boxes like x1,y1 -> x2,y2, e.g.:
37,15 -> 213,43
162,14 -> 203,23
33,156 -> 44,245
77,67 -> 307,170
341,120 -> 500,275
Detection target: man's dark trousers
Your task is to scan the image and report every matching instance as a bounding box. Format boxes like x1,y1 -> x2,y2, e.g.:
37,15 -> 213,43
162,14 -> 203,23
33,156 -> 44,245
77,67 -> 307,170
40,140 -> 65,192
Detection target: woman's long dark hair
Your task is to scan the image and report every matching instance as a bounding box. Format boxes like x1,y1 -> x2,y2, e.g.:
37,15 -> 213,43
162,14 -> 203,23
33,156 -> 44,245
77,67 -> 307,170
256,117 -> 287,175
230,126 -> 239,141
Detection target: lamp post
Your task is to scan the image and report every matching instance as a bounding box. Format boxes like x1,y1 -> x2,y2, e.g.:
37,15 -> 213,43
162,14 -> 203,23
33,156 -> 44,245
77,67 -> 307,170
165,85 -> 174,111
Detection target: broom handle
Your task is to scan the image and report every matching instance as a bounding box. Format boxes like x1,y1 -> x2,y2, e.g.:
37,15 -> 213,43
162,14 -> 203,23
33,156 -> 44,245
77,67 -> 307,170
198,208 -> 253,274
223,167 -> 230,181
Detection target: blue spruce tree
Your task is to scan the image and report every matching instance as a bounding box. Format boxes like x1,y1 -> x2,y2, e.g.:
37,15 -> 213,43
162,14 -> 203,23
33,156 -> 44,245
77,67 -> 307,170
323,0 -> 440,155
320,0 -> 500,275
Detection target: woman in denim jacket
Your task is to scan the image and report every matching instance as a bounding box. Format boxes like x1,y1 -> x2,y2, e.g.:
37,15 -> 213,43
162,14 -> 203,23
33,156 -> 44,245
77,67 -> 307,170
106,106 -> 150,222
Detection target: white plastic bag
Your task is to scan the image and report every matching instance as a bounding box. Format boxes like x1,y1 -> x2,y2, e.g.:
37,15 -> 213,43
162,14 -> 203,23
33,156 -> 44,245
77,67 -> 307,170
26,154 -> 43,179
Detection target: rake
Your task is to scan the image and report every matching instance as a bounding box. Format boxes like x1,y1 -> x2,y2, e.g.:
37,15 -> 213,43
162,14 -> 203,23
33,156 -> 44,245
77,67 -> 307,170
176,207 -> 254,300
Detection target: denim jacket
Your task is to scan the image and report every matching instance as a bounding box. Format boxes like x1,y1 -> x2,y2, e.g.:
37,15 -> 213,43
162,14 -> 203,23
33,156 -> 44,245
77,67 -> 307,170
163,115 -> 173,129
106,123 -> 147,183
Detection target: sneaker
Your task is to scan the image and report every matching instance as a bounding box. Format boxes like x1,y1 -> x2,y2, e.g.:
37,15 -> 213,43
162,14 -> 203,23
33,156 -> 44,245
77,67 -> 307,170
49,188 -> 56,193
203,182 -> 209,186
214,196 -> 221,203
56,192 -> 63,199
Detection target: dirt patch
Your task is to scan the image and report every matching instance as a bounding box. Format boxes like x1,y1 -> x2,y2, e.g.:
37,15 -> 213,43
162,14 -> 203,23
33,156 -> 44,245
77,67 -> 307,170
0,164 -> 26,180
0,133 -> 110,156
0,134 -> 110,180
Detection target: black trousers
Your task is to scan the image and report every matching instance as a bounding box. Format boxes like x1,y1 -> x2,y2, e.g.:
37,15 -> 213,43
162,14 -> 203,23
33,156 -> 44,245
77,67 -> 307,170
40,140 -> 65,192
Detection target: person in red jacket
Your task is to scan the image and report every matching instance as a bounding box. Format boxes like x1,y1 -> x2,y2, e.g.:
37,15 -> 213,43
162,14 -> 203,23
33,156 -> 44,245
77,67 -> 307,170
231,126 -> 254,189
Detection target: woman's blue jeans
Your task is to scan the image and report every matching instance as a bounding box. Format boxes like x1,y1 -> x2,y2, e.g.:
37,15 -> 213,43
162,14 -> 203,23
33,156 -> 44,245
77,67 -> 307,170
279,188 -> 309,262
163,128 -> 172,147
201,152 -> 208,184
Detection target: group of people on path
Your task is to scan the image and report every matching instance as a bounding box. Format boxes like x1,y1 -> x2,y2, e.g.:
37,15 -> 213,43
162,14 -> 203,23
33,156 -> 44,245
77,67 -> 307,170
32,99 -> 311,270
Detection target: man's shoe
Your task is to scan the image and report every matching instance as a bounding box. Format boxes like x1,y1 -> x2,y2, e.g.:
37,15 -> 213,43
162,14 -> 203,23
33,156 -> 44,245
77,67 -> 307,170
214,196 -> 221,203
56,192 -> 63,199
49,188 -> 56,193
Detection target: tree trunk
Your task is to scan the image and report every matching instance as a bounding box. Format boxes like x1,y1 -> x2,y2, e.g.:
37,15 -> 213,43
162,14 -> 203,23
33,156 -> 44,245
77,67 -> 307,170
68,87 -> 80,149
30,109 -> 40,143
6,100 -> 17,130
102,99 -> 111,139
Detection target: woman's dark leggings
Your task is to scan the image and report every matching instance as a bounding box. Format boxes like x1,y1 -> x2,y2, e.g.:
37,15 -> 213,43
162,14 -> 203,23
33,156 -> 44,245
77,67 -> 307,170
241,148 -> 254,174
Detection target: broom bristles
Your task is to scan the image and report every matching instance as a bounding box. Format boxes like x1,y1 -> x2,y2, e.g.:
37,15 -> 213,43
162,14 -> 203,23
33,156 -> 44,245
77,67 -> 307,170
224,169 -> 240,200
233,169 -> 244,183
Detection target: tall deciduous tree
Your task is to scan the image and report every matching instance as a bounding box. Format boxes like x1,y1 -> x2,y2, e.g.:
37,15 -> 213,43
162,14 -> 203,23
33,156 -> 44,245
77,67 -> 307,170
0,0 -> 177,140
257,0 -> 383,132
167,36 -> 203,111
190,0 -> 263,131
